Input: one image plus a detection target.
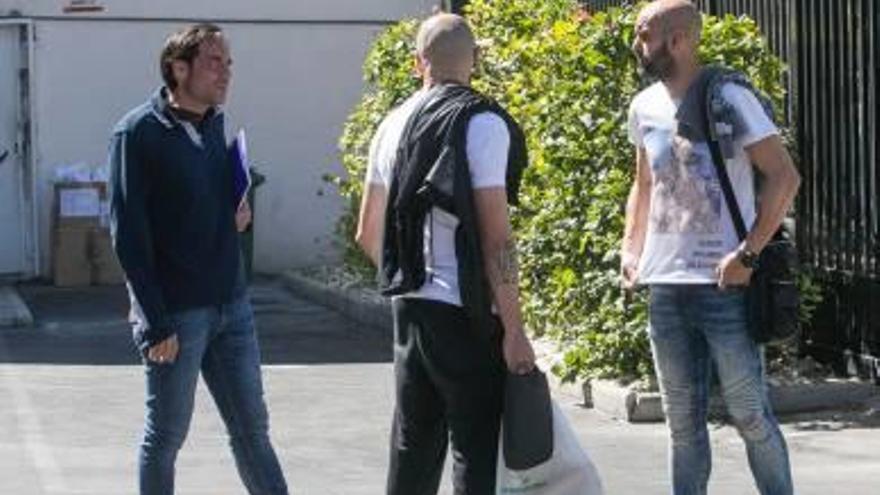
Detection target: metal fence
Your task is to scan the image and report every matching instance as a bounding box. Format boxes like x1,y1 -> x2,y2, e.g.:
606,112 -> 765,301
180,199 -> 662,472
583,0 -> 626,11
581,0 -> 880,379
792,0 -> 878,380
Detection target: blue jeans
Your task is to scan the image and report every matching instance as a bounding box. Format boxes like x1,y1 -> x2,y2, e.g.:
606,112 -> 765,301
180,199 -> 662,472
136,296 -> 288,495
648,285 -> 792,495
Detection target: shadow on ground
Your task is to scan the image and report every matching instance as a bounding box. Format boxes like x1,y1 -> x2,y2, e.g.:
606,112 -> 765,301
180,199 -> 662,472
0,277 -> 392,366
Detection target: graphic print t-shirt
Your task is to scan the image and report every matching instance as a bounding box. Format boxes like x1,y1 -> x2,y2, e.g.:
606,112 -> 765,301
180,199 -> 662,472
627,81 -> 778,284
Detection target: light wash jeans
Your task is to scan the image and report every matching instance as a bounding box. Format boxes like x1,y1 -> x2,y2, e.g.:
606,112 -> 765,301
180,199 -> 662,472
648,284 -> 793,495
136,295 -> 288,495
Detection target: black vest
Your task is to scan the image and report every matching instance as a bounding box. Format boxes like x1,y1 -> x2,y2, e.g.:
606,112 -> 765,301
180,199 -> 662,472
380,84 -> 528,330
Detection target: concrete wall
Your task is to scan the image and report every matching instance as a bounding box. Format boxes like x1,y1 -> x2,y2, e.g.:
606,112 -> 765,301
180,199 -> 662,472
0,0 -> 436,22
0,0 -> 436,276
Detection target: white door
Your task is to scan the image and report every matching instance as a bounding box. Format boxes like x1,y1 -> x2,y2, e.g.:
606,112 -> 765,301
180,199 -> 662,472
0,24 -> 28,276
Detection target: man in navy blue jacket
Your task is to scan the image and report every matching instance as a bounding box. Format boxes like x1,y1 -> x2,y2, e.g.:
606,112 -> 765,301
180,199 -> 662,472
109,24 -> 288,495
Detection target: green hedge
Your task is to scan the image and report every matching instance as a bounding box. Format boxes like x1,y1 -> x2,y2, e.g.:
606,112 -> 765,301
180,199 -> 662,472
334,0 -> 789,384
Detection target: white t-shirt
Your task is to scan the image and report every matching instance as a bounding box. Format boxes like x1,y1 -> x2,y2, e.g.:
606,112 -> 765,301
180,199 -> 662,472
627,81 -> 778,284
367,89 -> 511,306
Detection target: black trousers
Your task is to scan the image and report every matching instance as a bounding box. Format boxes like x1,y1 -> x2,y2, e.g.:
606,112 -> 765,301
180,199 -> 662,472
386,298 -> 505,495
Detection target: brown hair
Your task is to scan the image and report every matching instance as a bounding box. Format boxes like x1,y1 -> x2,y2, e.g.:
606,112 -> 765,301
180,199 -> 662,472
159,23 -> 223,91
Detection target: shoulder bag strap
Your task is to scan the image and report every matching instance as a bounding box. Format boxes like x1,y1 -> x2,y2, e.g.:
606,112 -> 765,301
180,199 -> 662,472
700,77 -> 749,242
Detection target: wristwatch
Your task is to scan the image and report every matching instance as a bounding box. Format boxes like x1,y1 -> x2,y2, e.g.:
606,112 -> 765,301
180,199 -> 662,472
736,247 -> 759,269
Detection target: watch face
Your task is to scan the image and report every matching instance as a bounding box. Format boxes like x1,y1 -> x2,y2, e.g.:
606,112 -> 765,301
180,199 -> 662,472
739,250 -> 757,268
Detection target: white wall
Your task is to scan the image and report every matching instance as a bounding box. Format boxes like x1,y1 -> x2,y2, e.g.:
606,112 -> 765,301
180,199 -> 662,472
1,0 -> 437,22
17,0 -> 437,276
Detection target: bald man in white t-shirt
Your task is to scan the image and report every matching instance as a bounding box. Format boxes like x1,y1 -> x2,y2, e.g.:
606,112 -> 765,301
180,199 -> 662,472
356,13 -> 535,495
623,2 -> 800,494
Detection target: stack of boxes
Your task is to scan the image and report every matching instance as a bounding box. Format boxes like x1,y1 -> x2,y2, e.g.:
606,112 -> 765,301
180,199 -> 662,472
52,180 -> 124,287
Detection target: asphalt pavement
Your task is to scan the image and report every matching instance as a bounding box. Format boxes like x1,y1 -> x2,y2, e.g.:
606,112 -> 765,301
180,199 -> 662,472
0,279 -> 876,494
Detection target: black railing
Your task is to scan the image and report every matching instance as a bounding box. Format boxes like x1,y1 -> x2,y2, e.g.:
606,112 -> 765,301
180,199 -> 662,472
446,0 -> 469,14
582,0 -> 880,380
583,0 -> 627,11
793,0 -> 879,381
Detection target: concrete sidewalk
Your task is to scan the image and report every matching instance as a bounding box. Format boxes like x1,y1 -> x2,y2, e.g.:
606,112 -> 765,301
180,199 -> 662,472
0,279 -> 877,494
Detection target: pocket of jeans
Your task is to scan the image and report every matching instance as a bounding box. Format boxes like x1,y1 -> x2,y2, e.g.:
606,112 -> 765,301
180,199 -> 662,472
647,285 -> 672,312
703,288 -> 748,325
165,308 -> 214,349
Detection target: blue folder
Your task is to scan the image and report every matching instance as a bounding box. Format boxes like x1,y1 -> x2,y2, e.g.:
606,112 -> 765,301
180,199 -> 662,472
229,129 -> 250,209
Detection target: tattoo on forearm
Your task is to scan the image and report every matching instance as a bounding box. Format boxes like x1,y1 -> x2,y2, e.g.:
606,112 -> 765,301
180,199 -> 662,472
496,238 -> 520,285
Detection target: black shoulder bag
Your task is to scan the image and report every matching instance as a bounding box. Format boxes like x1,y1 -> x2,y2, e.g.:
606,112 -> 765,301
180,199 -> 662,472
704,120 -> 801,345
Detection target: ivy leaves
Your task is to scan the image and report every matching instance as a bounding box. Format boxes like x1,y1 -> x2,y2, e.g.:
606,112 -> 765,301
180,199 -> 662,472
335,1 -> 787,384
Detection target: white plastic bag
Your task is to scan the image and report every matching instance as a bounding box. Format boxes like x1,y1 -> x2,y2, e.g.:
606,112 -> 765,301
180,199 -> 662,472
496,401 -> 604,495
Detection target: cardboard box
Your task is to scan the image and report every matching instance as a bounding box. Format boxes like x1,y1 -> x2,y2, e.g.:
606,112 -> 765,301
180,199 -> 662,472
90,228 -> 124,285
54,182 -> 105,229
52,227 -> 125,287
53,227 -> 92,287
51,181 -> 123,287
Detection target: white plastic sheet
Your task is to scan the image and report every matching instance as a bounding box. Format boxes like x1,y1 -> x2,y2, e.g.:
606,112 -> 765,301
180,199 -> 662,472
497,401 -> 604,495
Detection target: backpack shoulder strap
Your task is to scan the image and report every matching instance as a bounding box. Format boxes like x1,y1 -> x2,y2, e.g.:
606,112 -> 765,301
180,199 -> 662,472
699,71 -> 749,242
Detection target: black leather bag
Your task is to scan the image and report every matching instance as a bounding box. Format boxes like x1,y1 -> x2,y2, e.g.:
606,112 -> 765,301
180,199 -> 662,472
502,368 -> 554,470
705,132 -> 800,345
743,229 -> 801,344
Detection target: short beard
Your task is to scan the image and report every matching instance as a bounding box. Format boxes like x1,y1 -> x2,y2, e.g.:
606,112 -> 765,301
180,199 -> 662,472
636,42 -> 677,82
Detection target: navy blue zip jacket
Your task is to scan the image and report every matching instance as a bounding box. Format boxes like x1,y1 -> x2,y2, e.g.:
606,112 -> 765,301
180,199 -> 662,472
109,87 -> 242,352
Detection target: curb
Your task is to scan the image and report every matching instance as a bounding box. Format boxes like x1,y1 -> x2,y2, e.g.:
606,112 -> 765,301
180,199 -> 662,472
281,270 -> 392,333
542,365 -> 592,406
583,378 -> 880,423
768,380 -> 879,415
0,286 -> 34,329
278,270 -> 880,423
588,380 -> 664,423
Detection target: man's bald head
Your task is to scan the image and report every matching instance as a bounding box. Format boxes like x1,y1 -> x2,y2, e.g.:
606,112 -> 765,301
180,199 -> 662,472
637,0 -> 702,44
415,13 -> 477,83
632,0 -> 703,83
